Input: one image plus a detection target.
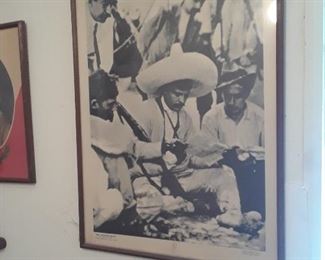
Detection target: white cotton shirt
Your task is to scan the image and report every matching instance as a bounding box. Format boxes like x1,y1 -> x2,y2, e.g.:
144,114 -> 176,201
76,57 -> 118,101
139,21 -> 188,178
89,148 -> 123,224
90,112 -> 134,155
87,14 -> 114,73
202,101 -> 264,150
178,8 -> 190,43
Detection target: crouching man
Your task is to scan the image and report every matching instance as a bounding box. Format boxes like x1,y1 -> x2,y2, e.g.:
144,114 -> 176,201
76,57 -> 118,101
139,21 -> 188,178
202,69 -> 265,219
89,70 -> 139,229
133,44 -> 242,227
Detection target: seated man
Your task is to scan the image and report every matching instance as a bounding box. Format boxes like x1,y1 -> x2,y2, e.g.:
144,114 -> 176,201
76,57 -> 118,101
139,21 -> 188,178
89,70 -> 136,224
89,70 -> 164,232
201,69 -> 265,218
134,44 -> 242,227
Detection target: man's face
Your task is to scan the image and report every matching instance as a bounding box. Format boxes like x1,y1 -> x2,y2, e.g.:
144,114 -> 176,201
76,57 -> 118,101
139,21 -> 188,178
222,84 -> 248,120
93,97 -> 117,121
89,0 -> 113,23
163,84 -> 191,112
183,0 -> 204,15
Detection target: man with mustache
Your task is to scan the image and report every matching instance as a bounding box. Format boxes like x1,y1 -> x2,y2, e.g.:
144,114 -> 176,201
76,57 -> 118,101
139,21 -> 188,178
138,0 -> 216,125
133,44 -> 242,227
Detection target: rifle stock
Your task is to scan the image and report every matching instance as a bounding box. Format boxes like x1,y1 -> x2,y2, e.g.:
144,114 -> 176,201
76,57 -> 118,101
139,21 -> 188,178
115,102 -> 187,197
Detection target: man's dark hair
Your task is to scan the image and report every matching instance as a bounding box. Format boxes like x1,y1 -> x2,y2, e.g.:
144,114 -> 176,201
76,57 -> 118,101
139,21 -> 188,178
89,70 -> 119,103
0,61 -> 14,122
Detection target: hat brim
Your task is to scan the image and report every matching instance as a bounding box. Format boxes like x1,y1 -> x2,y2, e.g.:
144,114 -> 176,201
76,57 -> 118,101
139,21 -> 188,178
217,72 -> 256,90
137,52 -> 218,98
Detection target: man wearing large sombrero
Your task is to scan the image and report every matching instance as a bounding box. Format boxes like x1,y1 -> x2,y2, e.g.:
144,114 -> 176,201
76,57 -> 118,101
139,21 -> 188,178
133,44 -> 242,227
201,69 -> 265,218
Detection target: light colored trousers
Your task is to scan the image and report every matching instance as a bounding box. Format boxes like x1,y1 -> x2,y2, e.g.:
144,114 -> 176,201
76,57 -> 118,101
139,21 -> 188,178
133,165 -> 241,221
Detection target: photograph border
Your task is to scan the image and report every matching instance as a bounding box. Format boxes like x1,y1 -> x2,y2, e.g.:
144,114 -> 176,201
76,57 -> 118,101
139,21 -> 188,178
71,1 -> 285,259
0,20 -> 36,184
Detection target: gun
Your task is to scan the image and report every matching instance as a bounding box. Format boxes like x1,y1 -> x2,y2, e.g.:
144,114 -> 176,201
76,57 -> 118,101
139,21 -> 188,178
115,102 -> 188,197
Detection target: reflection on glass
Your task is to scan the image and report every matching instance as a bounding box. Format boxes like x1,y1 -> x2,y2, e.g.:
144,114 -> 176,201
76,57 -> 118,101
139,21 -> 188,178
267,0 -> 277,24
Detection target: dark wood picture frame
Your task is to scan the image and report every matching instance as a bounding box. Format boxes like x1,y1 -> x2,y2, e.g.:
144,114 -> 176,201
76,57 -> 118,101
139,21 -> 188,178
0,21 -> 35,183
276,1 -> 285,260
71,1 -> 284,259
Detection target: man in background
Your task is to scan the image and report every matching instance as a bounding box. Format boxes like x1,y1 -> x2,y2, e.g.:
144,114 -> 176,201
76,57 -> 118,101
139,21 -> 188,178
138,0 -> 216,124
138,0 -> 207,66
88,0 -> 142,78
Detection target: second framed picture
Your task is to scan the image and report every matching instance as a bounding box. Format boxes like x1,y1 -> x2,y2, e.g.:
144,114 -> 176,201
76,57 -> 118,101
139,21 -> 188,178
0,21 -> 35,183
71,0 -> 284,259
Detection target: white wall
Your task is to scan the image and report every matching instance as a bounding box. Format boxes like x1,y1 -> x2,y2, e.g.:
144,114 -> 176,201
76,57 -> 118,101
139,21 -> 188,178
0,0 -> 322,259
285,0 -> 323,259
0,0 -> 137,259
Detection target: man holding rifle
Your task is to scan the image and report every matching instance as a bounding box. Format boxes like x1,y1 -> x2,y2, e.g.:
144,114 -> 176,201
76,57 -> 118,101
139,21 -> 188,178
134,44 -> 242,227
89,70 -> 176,232
89,70 -> 135,229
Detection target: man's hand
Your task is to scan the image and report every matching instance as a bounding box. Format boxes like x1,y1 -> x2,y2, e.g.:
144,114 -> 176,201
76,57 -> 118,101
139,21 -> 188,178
104,157 -> 120,189
220,146 -> 265,174
162,139 -> 188,165
168,140 -> 188,153
245,146 -> 265,161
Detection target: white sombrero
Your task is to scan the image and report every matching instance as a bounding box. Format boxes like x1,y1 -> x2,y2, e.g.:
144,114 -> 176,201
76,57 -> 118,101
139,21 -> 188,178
137,44 -> 218,98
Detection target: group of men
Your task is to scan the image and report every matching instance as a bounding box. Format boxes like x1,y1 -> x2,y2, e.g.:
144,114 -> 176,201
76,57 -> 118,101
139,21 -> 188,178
87,0 -> 265,235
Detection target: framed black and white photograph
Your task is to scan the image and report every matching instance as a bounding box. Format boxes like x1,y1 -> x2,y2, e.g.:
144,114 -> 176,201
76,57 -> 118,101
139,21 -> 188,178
71,0 -> 284,259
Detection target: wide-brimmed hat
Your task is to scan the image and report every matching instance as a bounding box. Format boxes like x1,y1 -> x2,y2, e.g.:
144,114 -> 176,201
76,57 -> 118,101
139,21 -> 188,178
217,69 -> 256,90
136,44 -> 218,98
